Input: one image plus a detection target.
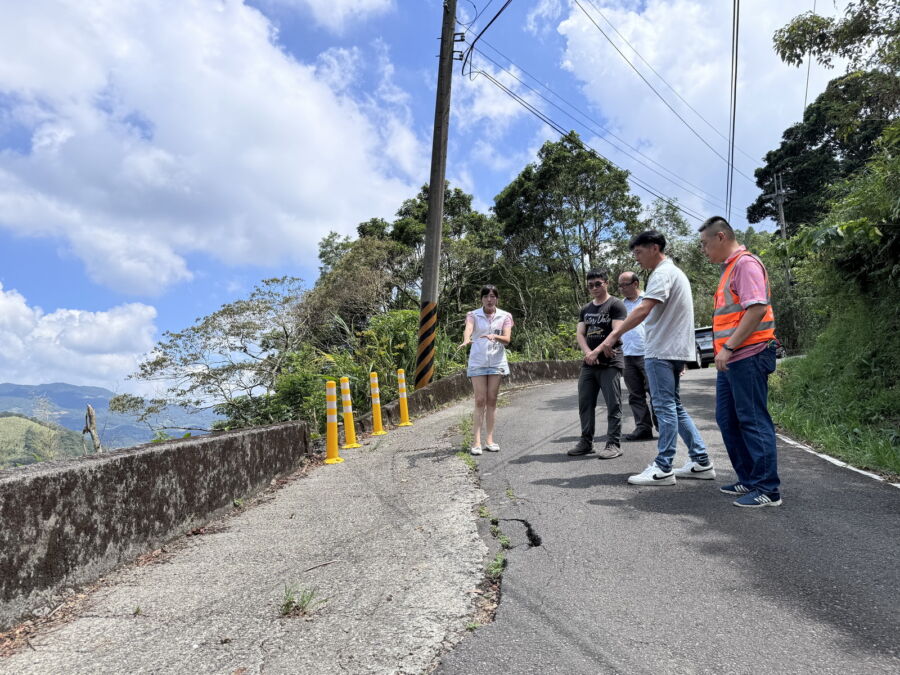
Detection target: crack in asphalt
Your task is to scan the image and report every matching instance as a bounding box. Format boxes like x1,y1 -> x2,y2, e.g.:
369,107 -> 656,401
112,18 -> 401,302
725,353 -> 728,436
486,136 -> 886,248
498,518 -> 542,548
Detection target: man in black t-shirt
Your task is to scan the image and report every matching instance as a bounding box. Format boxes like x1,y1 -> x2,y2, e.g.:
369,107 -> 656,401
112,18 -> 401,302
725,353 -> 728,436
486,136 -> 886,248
569,269 -> 627,459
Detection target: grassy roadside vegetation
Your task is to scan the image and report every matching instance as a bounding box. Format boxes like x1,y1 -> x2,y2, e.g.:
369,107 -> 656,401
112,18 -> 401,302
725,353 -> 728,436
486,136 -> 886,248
769,295 -> 900,478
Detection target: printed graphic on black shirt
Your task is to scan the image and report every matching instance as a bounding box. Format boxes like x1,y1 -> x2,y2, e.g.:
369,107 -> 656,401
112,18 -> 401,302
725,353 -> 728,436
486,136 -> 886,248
579,297 -> 627,368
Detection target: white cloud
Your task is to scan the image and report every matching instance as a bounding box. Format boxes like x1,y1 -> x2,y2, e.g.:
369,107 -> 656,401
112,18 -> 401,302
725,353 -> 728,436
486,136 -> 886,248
526,0 -> 564,35
454,63 -> 540,135
262,0 -> 393,33
0,0 -> 423,295
0,283 -> 157,389
547,0 -> 848,226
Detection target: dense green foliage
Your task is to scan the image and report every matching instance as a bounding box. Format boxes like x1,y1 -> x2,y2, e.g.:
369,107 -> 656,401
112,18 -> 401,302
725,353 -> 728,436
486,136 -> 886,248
747,70 -> 900,232
766,6 -> 899,475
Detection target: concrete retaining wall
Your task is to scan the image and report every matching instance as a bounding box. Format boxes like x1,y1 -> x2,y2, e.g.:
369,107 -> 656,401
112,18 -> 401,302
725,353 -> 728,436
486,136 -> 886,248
360,359 -> 581,431
0,421 -> 309,630
0,361 -> 578,630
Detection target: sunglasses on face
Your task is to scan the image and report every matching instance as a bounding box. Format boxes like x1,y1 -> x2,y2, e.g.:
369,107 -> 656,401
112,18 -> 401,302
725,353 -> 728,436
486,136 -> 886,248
587,281 -> 606,289
618,280 -> 636,288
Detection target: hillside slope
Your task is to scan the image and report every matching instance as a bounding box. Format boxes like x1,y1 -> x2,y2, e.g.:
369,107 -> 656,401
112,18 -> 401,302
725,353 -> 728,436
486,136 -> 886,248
0,413 -> 85,469
0,382 -> 218,450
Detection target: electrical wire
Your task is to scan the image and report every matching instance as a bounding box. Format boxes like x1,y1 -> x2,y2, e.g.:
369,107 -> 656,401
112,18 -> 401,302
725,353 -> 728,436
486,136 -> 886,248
725,0 -> 740,222
802,0 -> 817,113
571,0 -> 756,185
458,0 -> 496,28
583,0 -> 759,167
459,30 -> 755,227
461,0 -> 513,78
469,41 -> 732,213
475,67 -> 707,223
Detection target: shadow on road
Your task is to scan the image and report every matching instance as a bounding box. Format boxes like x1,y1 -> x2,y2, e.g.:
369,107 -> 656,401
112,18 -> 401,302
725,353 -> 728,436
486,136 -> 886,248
508,452 -> 579,464
577,467 -> 900,661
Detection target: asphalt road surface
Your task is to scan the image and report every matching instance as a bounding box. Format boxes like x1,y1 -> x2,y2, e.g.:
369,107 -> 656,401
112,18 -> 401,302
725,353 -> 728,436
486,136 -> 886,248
438,367 -> 899,675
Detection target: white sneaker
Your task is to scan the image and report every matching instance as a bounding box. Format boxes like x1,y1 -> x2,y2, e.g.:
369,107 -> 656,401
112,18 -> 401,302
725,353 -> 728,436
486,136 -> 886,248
628,463 -> 675,486
673,460 -> 716,480
484,443 -> 500,452
470,446 -> 483,456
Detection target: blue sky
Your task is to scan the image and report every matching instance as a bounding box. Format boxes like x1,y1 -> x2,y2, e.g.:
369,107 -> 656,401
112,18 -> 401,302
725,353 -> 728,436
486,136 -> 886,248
0,0 -> 841,391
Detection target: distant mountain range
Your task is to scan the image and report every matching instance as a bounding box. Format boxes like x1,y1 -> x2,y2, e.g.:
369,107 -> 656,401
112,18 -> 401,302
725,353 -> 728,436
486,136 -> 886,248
0,382 -> 219,455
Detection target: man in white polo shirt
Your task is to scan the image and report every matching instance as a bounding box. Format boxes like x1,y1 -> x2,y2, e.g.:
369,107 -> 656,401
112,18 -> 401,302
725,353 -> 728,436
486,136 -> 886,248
617,271 -> 656,441
599,230 -> 714,485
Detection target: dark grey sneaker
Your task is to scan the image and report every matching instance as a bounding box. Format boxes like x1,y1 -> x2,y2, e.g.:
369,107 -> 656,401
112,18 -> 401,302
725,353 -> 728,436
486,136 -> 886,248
597,443 -> 622,459
567,439 -> 595,456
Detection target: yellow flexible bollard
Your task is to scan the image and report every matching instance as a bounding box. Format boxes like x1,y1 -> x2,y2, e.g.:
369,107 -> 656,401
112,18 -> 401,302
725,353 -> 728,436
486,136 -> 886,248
340,376 -> 361,448
396,369 -> 413,427
324,381 -> 343,464
369,372 -> 388,436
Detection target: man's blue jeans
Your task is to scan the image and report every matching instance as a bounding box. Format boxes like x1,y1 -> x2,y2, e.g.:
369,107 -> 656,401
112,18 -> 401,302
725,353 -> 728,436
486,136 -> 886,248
644,358 -> 709,471
716,345 -> 780,495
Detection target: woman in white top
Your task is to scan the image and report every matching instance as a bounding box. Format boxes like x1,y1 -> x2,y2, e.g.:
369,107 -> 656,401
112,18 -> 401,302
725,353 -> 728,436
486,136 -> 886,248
459,285 -> 514,456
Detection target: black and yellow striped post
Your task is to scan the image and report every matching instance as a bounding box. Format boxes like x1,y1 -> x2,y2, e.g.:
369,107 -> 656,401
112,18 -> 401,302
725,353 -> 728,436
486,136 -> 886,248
416,0 -> 457,389
415,301 -> 437,390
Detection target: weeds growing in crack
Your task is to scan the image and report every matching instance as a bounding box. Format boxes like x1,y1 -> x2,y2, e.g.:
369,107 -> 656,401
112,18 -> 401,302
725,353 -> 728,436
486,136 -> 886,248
498,534 -> 512,550
486,552 -> 506,580
478,505 -> 491,519
458,415 -> 474,451
456,451 -> 477,471
280,584 -> 326,617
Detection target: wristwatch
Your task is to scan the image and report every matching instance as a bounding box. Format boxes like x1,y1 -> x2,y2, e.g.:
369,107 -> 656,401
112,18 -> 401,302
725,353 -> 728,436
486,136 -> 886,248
722,344 -> 735,352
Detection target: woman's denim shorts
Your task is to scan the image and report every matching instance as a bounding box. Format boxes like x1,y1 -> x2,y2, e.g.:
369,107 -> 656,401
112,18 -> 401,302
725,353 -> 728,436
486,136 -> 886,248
467,365 -> 509,377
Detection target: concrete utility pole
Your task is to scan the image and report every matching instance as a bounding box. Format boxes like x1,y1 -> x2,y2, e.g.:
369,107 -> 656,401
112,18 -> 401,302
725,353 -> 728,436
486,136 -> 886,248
764,173 -> 792,287
416,0 -> 460,391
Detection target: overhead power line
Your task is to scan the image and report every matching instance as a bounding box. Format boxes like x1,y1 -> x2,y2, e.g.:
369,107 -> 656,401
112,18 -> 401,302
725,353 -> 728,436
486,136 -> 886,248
802,0 -> 817,113
571,0 -> 756,185
469,41 -> 732,214
461,0 -> 513,78
475,67 -> 707,223
583,0 -> 759,167
725,0 -> 741,222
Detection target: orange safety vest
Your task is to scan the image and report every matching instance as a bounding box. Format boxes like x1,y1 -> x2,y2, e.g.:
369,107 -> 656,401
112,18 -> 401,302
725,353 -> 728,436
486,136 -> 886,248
713,250 -> 776,355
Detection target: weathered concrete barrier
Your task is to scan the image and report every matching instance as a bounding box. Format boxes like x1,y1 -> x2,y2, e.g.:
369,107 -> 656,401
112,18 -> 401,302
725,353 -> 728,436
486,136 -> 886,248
361,359 -> 581,431
0,421 -> 309,630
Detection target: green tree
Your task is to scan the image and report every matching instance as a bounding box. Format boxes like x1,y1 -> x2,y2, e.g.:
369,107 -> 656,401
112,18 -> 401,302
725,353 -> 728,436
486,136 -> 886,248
494,131 -> 642,311
112,277 -> 309,429
747,70 -> 900,232
773,0 -> 900,73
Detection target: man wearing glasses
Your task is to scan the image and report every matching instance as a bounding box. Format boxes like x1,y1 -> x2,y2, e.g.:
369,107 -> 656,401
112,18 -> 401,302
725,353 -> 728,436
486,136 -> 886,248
568,269 -> 627,459
617,272 -> 657,441
598,231 -> 714,485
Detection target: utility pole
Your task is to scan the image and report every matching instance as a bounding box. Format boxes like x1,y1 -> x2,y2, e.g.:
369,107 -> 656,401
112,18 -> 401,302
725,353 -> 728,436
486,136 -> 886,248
416,0 -> 461,391
764,173 -> 792,285
764,172 -> 799,346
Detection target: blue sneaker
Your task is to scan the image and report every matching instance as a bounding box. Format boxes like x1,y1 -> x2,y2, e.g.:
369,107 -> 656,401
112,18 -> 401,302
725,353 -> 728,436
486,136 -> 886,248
719,483 -> 751,496
734,490 -> 782,508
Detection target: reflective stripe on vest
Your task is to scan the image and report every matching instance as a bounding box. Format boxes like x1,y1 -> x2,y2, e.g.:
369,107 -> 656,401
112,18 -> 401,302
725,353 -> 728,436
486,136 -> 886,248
712,251 -> 776,354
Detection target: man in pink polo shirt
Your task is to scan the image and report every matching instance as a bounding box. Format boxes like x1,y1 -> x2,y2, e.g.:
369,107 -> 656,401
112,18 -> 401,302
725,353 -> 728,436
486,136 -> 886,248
699,216 -> 781,508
